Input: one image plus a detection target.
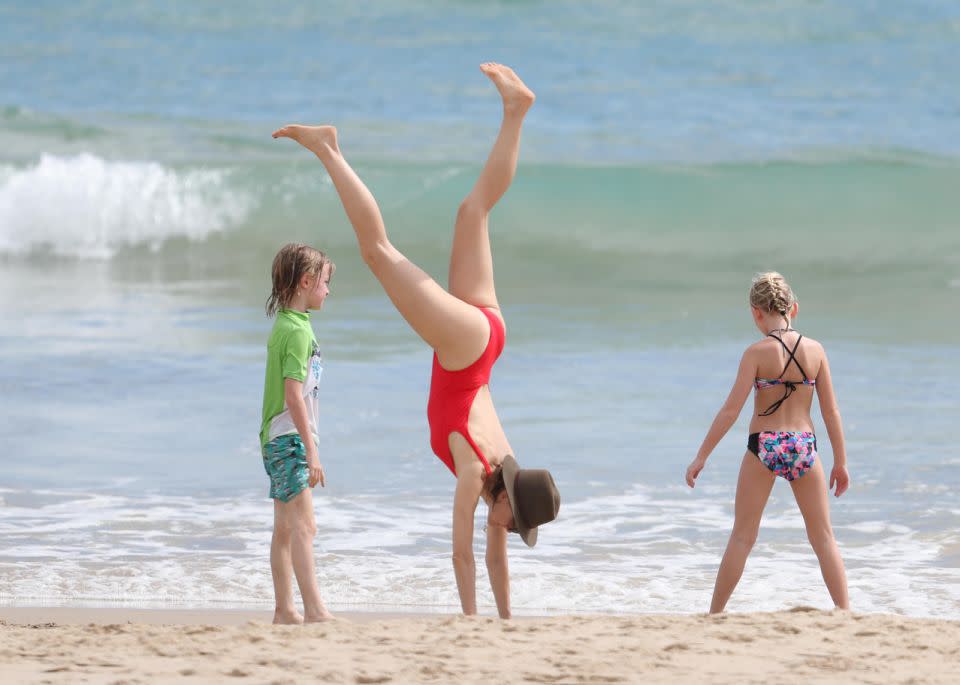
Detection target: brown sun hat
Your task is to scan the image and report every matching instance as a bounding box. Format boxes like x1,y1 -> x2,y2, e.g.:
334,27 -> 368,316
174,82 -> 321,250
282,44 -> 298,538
500,454 -> 560,547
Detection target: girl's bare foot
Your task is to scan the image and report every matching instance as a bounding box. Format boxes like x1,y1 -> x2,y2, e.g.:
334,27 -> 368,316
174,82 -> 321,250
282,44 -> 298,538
479,63 -> 535,116
272,608 -> 304,625
272,124 -> 339,157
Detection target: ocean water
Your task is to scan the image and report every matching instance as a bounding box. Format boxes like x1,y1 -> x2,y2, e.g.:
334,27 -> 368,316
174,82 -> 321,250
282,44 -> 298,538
1,1 -> 959,617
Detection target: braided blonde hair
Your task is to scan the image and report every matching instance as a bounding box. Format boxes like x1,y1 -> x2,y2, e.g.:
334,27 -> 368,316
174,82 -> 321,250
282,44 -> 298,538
749,272 -> 796,330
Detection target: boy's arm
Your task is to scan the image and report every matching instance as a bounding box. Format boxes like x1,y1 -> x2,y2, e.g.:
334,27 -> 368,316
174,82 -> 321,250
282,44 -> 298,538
815,349 -> 848,497
284,379 -> 325,488
686,350 -> 756,487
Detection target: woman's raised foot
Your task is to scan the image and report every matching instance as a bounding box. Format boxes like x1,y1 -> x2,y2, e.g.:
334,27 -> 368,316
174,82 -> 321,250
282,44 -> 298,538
480,63 -> 535,116
272,124 -> 339,157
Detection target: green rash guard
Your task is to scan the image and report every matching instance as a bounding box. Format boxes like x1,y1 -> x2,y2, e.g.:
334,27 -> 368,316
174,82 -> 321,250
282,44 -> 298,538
260,309 -> 323,448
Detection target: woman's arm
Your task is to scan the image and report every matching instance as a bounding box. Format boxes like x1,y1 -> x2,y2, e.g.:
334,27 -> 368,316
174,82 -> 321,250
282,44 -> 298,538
284,379 -> 324,488
686,350 -> 756,487
485,490 -> 511,618
815,349 -> 849,497
451,461 -> 484,615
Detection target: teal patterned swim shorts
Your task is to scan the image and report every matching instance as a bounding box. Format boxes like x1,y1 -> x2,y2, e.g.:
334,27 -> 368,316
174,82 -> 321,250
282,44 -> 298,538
262,434 -> 310,502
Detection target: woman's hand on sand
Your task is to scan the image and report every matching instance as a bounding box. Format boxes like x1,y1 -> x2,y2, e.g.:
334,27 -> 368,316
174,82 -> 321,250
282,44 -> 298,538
829,464 -> 849,497
306,452 -> 325,488
685,457 -> 707,488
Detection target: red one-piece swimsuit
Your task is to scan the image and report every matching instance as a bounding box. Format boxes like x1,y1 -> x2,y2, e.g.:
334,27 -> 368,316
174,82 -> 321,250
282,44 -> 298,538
426,306 -> 505,476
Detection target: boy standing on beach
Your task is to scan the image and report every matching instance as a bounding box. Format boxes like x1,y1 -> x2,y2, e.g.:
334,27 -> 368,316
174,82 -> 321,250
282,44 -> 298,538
260,243 -> 336,624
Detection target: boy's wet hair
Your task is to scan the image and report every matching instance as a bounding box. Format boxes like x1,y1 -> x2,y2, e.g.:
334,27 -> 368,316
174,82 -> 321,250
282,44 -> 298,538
749,271 -> 796,321
265,243 -> 335,317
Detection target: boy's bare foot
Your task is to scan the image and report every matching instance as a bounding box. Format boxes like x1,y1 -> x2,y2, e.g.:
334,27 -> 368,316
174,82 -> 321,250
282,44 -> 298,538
480,63 -> 535,116
272,124 -> 339,157
304,608 -> 335,623
272,608 -> 304,625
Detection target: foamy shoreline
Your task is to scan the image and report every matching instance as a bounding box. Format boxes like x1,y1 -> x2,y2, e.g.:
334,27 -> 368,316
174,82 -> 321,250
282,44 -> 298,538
2,606 -> 958,684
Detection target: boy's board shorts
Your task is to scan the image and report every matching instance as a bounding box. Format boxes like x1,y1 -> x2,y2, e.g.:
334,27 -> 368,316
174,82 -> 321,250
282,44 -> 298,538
262,434 -> 310,502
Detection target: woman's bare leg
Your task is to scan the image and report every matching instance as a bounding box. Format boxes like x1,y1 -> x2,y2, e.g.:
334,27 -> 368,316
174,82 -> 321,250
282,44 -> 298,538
448,63 -> 535,309
710,452 -> 776,613
790,459 -> 850,609
273,125 -> 489,368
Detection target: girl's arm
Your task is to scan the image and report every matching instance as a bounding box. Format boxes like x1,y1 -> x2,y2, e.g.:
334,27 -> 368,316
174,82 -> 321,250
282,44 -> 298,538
686,350 -> 756,487
814,349 -> 849,497
284,379 -> 325,488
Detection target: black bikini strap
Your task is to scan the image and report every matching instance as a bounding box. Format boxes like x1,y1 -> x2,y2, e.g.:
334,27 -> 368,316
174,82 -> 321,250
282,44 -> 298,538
787,335 -> 811,380
759,332 -> 809,416
768,332 -> 810,380
758,383 -> 796,416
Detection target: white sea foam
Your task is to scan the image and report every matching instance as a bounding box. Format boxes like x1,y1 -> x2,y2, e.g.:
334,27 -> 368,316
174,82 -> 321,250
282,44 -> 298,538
0,154 -> 253,258
1,487 -> 957,618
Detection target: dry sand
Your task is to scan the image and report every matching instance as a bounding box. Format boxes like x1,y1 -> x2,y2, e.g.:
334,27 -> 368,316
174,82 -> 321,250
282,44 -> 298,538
2,606 -> 958,684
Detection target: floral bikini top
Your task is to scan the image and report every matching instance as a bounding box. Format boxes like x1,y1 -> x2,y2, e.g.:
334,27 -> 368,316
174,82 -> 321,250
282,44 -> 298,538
754,331 -> 816,416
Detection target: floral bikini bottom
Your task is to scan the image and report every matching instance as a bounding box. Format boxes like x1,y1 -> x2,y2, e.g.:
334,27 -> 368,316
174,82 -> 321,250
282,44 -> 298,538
747,431 -> 817,481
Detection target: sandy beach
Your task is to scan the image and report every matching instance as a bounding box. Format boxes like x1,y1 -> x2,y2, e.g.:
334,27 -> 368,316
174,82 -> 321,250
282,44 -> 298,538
3,5 -> 960,685
2,607 -> 958,684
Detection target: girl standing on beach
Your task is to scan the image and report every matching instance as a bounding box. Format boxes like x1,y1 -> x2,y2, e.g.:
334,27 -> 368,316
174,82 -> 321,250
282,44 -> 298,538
273,63 -> 559,619
685,272 -> 850,613
260,243 -> 336,624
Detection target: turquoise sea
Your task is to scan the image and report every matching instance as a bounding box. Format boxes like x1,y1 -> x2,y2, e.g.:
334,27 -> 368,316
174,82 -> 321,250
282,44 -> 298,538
1,1 -> 958,616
